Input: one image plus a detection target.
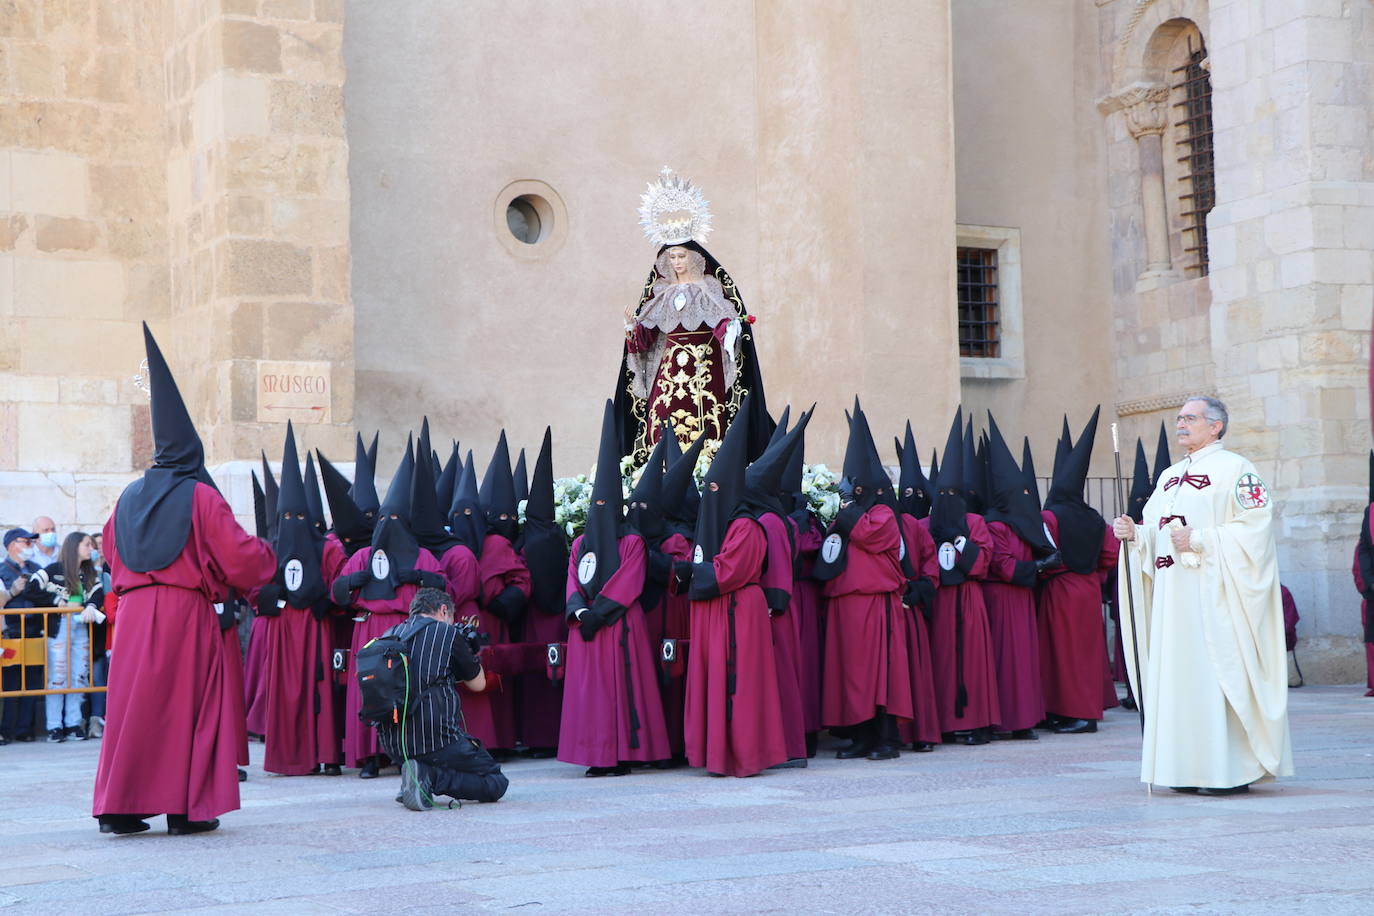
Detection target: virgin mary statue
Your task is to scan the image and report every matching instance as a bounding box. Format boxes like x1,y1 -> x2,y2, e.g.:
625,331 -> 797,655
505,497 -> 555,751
613,169 -> 772,464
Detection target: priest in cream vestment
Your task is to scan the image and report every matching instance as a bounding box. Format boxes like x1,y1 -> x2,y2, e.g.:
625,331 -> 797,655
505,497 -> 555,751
1114,397 -> 1293,794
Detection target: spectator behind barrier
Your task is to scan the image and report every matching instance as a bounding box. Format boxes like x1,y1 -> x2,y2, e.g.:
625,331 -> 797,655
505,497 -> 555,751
1,528 -> 59,743
44,533 -> 104,742
30,516 -> 59,569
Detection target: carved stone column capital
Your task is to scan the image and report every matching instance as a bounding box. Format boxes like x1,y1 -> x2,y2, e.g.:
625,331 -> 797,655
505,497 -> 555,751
1099,82 -> 1172,137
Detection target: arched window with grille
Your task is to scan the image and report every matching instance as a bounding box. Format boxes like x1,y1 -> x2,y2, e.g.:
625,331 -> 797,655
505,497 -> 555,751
1171,33 -> 1214,276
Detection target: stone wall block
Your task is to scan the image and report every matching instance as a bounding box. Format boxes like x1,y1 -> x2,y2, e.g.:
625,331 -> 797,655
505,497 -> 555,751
0,215 -> 29,251
222,19 -> 282,74
222,72 -> 270,136
280,23 -> 343,82
34,216 -> 101,252
1263,207 -> 1314,254
0,373 -> 59,402
313,0 -> 343,24
0,0 -> 41,39
315,243 -> 348,301
1338,283 -> 1374,331
223,0 -> 260,15
227,194 -> 267,232
262,300 -> 349,360
1343,206 -> 1374,251
271,196 -> 347,244
16,403 -> 132,472
59,377 -> 118,405
63,49 -> 137,105
1279,250 -> 1315,288
230,300 -> 263,357
1313,248 -> 1373,286
226,137 -> 294,193
10,151 -> 90,216
14,256 -> 125,318
13,40 -> 61,96
263,0 -> 313,19
124,262 -> 171,320
268,80 -> 344,137
218,237 -> 313,296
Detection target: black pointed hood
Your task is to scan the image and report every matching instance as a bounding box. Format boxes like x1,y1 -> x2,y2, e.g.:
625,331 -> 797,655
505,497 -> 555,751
260,451 -> 279,541
1044,406 -> 1106,575
783,405 -> 815,515
513,448 -> 529,506
962,417 -> 985,514
114,324 -> 217,572
274,421 -> 328,608
362,436 -> 420,600
350,432 -> 380,518
317,450 -> 371,555
448,450 -> 486,557
660,421 -> 684,469
416,418 -> 438,497
302,451 -> 326,535
411,430 -> 457,556
840,398 -> 884,511
626,432 -> 669,543
930,408 -> 970,544
367,433 -> 379,476
662,431 -> 707,537
436,442 -> 460,515
984,415 -> 1053,555
690,396 -> 753,598
743,405 -> 798,517
575,401 -> 626,600
896,422 -> 932,519
1022,437 -> 1041,511
251,470 -> 269,539
520,427 -> 569,615
480,431 -> 520,542
1153,421 -> 1172,486
929,448 -> 939,487
1129,438 -> 1152,523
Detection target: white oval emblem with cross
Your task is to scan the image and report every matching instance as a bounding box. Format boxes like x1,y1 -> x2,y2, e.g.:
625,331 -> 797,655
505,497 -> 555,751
370,549 -> 390,580
953,536 -> 967,553
693,544 -> 704,564
821,533 -> 843,564
284,558 -> 304,591
577,551 -> 597,585
938,542 -> 958,570
1043,523 -> 1057,548
899,537 -> 906,561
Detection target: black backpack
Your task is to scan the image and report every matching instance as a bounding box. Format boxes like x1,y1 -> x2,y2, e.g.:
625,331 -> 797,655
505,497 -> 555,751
355,619 -> 432,726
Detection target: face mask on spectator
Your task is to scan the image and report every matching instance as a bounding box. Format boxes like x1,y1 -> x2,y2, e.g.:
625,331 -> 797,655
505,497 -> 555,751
19,547 -> 34,562
90,549 -> 101,565
39,532 -> 58,549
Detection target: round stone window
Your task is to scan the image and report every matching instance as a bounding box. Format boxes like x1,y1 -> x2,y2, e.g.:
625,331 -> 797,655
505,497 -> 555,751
495,181 -> 566,258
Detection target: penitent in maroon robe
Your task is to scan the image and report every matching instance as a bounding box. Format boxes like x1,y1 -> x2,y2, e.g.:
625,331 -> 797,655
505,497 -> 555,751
95,483 -> 276,823
242,615 -> 270,736
822,504 -> 915,728
920,514 -> 1002,734
558,534 -> 670,766
791,513 -> 825,735
253,537 -> 347,775
897,514 -> 943,746
983,520 -> 1047,732
1037,512 -> 1119,721
759,512 -> 806,762
1353,537 -> 1374,696
650,531 -> 693,755
333,546 -> 446,768
473,535 -> 531,750
685,518 -> 787,777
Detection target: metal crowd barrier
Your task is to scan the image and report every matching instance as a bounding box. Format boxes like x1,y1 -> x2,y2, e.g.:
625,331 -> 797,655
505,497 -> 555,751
0,607 -> 105,698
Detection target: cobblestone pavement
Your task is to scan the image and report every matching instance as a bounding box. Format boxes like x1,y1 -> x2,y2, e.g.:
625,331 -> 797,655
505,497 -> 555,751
1,685 -> 1372,914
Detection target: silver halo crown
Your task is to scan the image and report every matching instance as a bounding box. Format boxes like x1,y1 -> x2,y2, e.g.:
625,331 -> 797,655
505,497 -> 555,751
133,357 -> 150,395
639,166 -> 712,247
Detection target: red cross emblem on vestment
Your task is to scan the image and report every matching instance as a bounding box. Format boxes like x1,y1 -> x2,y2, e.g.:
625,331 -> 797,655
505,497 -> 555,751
1235,473 -> 1269,509
1159,515 -> 1187,530
1155,556 -> 1175,569
1164,473 -> 1211,491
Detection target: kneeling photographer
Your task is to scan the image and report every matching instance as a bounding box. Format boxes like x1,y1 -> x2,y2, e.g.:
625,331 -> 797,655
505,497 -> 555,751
373,588 -> 509,810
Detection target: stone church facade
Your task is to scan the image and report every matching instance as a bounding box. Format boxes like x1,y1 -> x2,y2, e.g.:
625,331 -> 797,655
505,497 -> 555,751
1,0 -> 1369,679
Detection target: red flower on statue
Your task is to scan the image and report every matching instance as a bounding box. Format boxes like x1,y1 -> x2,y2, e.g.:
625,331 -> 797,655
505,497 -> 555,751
746,315 -> 757,324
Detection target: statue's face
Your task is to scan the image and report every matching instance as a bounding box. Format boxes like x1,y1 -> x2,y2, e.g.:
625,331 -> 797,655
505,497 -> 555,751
666,247 -> 691,278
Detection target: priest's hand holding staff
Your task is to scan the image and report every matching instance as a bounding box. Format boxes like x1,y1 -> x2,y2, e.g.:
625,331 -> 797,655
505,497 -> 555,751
1113,516 -> 1135,541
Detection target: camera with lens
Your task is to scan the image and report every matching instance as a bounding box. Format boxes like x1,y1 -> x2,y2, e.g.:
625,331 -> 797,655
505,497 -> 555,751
455,620 -> 488,658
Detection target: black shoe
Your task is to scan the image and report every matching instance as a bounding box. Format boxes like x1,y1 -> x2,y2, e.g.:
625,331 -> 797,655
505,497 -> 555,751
1198,784 -> 1250,796
47,729 -> 65,743
1121,695 -> 1138,711
805,733 -> 819,759
167,815 -> 220,836
65,726 -> 88,742
1008,729 -> 1039,741
0,735 -> 10,746
1052,719 -> 1098,734
1035,717 -> 1063,730
1170,786 -> 1200,794
585,765 -> 630,777
768,757 -> 809,769
836,741 -> 874,759
17,733 -> 36,742
358,759 -> 380,779
866,745 -> 900,761
98,815 -> 151,835
525,747 -> 557,759
912,742 -> 935,753
322,763 -> 342,776
960,728 -> 992,746
238,768 -> 247,782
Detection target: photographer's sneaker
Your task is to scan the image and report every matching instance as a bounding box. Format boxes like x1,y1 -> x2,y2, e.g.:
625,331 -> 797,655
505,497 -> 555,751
399,760 -> 433,812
